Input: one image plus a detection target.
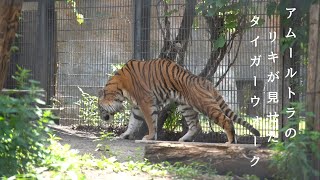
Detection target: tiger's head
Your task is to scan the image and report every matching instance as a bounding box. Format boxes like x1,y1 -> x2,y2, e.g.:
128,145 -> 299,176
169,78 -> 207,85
98,82 -> 125,122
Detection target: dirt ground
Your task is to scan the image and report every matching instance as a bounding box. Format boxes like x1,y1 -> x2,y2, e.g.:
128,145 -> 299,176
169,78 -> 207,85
50,124 -> 145,162
50,125 -> 175,180
50,125 -> 241,180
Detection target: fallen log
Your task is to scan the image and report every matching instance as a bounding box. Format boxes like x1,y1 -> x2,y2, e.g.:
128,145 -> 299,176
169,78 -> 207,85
136,140 -> 276,178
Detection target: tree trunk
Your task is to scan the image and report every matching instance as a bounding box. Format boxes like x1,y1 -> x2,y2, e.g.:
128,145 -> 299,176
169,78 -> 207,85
158,0 -> 197,62
0,0 -> 23,91
306,2 -> 320,179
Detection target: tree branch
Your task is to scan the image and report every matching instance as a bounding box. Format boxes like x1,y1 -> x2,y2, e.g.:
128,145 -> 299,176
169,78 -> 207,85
198,15 -> 226,78
158,0 -> 173,59
158,0 -> 197,64
198,3 -> 249,87
214,12 -> 247,87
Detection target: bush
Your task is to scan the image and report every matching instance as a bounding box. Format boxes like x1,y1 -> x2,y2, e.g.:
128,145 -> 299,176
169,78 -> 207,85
0,66 -> 54,177
75,86 -> 131,127
269,103 -> 320,180
75,86 -> 101,126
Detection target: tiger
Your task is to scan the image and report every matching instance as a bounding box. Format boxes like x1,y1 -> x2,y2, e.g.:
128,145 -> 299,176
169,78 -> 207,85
98,58 -> 260,144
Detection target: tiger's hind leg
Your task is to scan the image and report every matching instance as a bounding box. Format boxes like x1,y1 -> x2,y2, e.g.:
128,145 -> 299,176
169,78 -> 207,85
177,104 -> 201,142
205,103 -> 236,144
120,106 -> 144,139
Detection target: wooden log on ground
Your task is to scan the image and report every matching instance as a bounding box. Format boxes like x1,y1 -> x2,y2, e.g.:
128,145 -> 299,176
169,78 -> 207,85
136,140 -> 275,178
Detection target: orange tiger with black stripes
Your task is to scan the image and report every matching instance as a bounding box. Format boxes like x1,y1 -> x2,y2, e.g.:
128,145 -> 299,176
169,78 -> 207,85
98,58 -> 260,144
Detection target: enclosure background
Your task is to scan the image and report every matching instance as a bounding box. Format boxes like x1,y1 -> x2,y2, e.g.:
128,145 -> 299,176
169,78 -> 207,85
4,0 -> 307,141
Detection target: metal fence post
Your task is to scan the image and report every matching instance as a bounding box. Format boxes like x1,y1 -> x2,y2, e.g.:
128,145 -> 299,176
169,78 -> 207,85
133,0 -> 151,60
47,0 -> 55,104
38,0 -> 49,101
37,0 -> 55,104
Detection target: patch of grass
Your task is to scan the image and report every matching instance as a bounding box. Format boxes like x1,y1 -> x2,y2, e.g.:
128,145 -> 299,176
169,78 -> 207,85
12,135 -> 219,179
86,156 -> 218,179
4,133 -> 264,179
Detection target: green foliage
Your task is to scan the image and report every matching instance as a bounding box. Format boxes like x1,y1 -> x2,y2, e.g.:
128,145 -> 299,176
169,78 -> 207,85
113,100 -> 131,125
94,132 -> 117,153
0,67 -> 53,177
10,45 -> 19,53
38,135 -> 86,179
75,87 -> 100,126
0,67 -> 87,178
97,131 -> 116,141
75,63 -> 128,127
163,161 -> 217,179
163,103 -> 182,132
85,156 -> 217,179
270,130 -> 320,179
12,65 -> 31,89
269,103 -> 320,180
266,0 -> 317,56
107,63 -> 125,77
66,0 -> 84,24
242,174 -> 260,180
164,9 -> 179,17
108,63 -> 131,125
195,0 -> 253,49
214,35 -> 227,49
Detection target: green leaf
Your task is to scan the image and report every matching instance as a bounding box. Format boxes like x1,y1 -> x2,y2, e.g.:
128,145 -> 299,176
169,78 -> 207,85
164,9 -> 178,17
215,0 -> 227,8
257,18 -> 265,26
225,13 -> 237,22
266,1 -> 277,18
225,21 -> 237,29
214,36 -> 226,49
76,13 -> 84,24
305,111 -> 315,117
10,46 -> 19,53
280,37 -> 295,55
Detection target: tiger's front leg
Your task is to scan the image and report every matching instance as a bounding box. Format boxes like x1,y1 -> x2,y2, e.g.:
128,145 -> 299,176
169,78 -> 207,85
139,101 -> 159,141
119,106 -> 144,139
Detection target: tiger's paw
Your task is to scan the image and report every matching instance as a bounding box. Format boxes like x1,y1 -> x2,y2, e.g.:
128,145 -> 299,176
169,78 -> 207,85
119,133 -> 130,139
142,134 -> 155,141
178,136 -> 192,142
225,137 -> 237,144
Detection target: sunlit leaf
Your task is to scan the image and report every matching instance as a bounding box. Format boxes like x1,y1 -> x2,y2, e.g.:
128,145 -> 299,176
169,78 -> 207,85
76,13 -> 84,24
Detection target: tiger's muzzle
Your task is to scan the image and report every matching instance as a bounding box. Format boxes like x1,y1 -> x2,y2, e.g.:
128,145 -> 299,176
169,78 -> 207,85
98,104 -> 115,122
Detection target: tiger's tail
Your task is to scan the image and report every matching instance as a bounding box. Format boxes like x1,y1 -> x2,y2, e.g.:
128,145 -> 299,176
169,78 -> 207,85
216,94 -> 260,136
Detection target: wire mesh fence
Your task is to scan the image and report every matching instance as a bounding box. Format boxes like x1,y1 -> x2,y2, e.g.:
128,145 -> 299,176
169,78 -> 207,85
55,0 -> 133,126
5,0 -> 308,142
5,0 -> 55,103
